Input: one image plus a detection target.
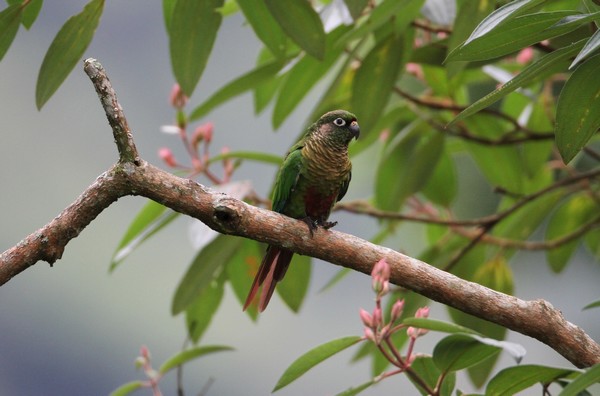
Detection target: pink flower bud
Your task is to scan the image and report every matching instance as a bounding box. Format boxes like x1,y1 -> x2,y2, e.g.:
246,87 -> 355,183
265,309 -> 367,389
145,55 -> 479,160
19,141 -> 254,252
169,84 -> 188,109
364,327 -> 376,342
516,47 -> 534,64
371,259 -> 391,295
359,308 -> 373,328
140,345 -> 151,360
415,306 -> 430,319
406,326 -> 418,339
158,147 -> 177,168
372,307 -> 383,327
391,299 -> 405,322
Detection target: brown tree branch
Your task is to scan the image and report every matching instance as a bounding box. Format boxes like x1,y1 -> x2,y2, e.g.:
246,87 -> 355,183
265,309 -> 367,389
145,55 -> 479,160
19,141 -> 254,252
1,59 -> 598,369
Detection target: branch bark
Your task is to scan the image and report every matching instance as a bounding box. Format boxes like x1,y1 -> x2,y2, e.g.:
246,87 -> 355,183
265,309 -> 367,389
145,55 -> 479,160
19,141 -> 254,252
1,59 -> 598,369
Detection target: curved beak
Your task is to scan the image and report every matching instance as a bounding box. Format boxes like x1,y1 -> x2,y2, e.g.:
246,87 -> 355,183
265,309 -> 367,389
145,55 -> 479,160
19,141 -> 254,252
349,120 -> 360,139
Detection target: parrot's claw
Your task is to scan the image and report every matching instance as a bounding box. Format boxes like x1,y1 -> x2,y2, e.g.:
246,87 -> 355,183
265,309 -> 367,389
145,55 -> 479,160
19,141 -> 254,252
301,217 -> 338,237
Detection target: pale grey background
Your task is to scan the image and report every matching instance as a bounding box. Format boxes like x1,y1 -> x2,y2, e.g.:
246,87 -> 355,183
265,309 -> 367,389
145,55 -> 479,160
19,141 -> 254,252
0,2 -> 598,395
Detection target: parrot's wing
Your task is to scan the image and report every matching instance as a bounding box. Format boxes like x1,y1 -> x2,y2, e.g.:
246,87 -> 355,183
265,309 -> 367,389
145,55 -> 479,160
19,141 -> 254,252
336,170 -> 351,202
271,147 -> 303,213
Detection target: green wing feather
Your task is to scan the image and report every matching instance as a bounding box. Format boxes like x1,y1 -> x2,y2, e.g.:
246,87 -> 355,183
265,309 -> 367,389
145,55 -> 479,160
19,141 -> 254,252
337,171 -> 351,202
271,144 -> 303,214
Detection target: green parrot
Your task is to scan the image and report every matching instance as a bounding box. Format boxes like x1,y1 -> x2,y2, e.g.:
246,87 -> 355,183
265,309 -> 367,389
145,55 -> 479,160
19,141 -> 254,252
243,110 -> 360,312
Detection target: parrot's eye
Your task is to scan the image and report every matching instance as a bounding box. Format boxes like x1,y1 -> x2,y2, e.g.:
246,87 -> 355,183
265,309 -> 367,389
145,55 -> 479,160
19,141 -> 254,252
333,118 -> 346,126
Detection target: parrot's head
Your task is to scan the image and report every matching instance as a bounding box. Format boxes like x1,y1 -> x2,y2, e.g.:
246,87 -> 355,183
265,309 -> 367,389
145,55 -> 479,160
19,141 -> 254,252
315,110 -> 360,146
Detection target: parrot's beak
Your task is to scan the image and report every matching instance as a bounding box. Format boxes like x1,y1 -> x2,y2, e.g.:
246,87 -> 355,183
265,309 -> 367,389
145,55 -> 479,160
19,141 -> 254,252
349,120 -> 360,139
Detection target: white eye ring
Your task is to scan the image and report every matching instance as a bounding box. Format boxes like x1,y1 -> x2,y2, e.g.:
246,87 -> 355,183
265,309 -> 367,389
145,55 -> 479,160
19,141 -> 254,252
333,118 -> 346,126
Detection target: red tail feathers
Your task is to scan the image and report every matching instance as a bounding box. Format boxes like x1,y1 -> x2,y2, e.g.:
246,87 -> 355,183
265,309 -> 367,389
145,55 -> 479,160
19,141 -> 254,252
243,246 -> 293,312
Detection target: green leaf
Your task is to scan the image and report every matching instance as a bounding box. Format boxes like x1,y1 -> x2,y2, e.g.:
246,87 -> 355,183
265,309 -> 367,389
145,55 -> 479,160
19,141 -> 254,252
338,0 -> 424,44
265,0 -> 325,60
35,0 -> 104,109
110,201 -> 179,271
450,39 -> 585,125
421,148 -> 457,207
433,334 -> 501,372
375,122 -> 445,211
272,26 -> 349,129
162,0 -> 176,30
109,381 -> 144,396
583,299 -> 600,310
409,355 -> 456,396
276,254 -> 311,312
208,150 -> 282,166
556,53 -> 600,163
335,379 -> 376,396
20,0 -> 42,29
570,27 -> 600,68
253,48 -> 286,115
343,0 -> 368,21
319,267 -> 351,293
545,193 -> 599,272
185,271 -> 225,343
225,238 -> 263,319
158,345 -> 234,374
190,59 -> 286,121
560,364 -> 600,396
402,318 -> 480,335
486,365 -> 576,395
447,11 -> 587,62
169,0 -> 224,96
352,33 -> 407,132
172,235 -> 243,315
463,115 -> 524,193
461,0 -> 552,46
237,0 -> 288,57
0,4 -> 22,62
273,336 -> 362,392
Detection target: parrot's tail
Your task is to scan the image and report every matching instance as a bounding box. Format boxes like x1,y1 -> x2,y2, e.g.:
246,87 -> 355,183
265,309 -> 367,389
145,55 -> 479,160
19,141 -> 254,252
243,246 -> 293,312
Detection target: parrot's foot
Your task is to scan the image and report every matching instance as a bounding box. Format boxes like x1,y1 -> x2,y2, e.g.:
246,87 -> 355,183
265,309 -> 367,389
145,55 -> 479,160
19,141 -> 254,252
301,218 -> 338,237
321,220 -> 338,229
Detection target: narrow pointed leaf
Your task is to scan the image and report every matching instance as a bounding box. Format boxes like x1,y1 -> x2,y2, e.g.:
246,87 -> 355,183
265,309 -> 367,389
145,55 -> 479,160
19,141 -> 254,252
172,235 -> 243,315
343,0 -> 368,21
556,53 -> 600,163
159,345 -> 234,374
276,254 -> 310,312
169,0 -> 224,96
463,0 -> 548,45
352,33 -> 406,132
162,0 -> 176,30
570,28 -> 600,68
21,0 -> 42,29
433,334 -> 501,372
272,26 -> 349,128
486,365 -> 576,395
273,336 -> 362,392
450,39 -> 585,125
110,201 -> 179,271
559,364 -> 600,396
237,0 -> 287,57
185,272 -> 225,343
583,299 -> 600,310
190,59 -> 286,121
410,356 -> 456,396
448,11 -> 581,62
109,381 -> 144,396
402,318 -> 479,335
208,150 -> 282,165
265,0 -> 325,60
545,194 -> 599,272
375,122 -> 444,211
335,379 -> 376,396
36,0 -> 104,109
0,4 -> 22,62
